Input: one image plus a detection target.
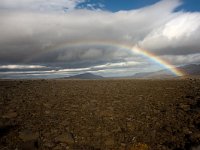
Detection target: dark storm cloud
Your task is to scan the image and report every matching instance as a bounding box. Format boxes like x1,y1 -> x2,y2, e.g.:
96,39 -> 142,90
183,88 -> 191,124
0,0 -> 200,75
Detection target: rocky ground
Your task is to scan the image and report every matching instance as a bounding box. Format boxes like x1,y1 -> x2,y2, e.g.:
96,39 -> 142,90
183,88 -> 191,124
0,79 -> 200,150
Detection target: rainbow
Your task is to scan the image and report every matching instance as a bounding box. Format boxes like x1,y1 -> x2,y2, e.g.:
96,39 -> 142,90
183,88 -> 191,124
28,40 -> 185,76
132,45 -> 185,76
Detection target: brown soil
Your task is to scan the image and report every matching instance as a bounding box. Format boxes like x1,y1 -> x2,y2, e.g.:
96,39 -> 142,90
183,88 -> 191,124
0,79 -> 200,150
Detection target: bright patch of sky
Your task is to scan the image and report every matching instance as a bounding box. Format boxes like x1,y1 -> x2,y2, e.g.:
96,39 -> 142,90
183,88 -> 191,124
77,0 -> 159,11
175,0 -> 200,12
77,0 -> 200,12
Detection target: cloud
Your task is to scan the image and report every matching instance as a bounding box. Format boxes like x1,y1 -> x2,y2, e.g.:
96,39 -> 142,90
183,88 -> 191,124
162,53 -> 200,65
0,60 -> 151,78
139,12 -> 200,55
0,64 -> 46,69
0,0 -> 199,77
0,0 -> 86,11
79,2 -> 105,10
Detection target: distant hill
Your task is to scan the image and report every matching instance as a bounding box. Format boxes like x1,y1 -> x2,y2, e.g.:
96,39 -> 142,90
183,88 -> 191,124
65,73 -> 104,79
131,64 -> 200,79
64,64 -> 200,79
131,70 -> 175,79
179,64 -> 200,75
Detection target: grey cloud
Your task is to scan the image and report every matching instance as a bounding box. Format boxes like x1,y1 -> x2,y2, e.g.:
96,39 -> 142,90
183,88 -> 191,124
0,59 -> 153,78
0,0 -> 86,11
0,0 -> 199,77
162,53 -> 200,65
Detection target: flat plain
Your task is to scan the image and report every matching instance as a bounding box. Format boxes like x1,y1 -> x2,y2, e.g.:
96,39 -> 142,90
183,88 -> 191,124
0,79 -> 200,150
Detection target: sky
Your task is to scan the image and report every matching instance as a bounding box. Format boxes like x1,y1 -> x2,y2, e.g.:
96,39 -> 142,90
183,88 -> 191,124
0,0 -> 200,78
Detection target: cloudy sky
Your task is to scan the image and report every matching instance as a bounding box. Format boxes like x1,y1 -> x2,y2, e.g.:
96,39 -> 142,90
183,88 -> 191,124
0,0 -> 200,78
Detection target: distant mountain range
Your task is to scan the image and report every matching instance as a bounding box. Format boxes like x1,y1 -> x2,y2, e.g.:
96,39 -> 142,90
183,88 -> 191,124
130,64 -> 200,79
180,64 -> 200,75
65,64 -> 200,79
65,73 -> 104,79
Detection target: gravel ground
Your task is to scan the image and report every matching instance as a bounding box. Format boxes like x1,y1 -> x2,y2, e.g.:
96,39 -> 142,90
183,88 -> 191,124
0,79 -> 200,150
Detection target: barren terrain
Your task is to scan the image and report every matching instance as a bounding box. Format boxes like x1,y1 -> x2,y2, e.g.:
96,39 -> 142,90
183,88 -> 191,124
0,79 -> 200,150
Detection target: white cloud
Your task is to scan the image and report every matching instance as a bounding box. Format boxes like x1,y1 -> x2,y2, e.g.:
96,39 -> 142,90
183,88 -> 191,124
0,65 -> 46,69
58,67 -> 90,72
0,0 -> 85,11
93,61 -> 140,69
162,13 -> 200,39
139,12 -> 200,55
